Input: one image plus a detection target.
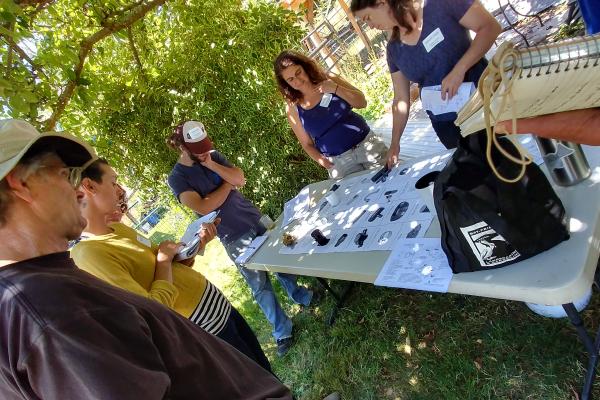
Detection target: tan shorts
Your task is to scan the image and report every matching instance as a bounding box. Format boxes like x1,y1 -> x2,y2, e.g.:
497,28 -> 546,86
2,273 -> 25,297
326,132 -> 388,179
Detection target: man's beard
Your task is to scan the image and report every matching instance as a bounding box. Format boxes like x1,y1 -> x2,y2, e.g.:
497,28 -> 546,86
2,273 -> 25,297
189,152 -> 202,165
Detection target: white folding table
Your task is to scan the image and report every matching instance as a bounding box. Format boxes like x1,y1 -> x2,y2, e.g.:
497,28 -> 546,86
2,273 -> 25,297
246,146 -> 600,399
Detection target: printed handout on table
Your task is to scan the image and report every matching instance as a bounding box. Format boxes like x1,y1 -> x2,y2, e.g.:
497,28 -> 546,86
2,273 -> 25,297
374,238 -> 453,293
278,151 -> 456,256
282,186 -> 311,226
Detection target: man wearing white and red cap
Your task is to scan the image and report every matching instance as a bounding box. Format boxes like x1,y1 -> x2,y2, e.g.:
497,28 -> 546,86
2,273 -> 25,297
167,120 -> 318,357
0,119 -> 293,399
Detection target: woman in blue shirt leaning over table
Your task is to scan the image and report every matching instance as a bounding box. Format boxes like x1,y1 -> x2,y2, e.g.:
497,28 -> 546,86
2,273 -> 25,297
274,50 -> 389,179
350,0 -> 501,166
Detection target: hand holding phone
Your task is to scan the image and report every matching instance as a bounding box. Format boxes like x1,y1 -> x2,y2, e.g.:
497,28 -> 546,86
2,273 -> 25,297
174,211 -> 220,261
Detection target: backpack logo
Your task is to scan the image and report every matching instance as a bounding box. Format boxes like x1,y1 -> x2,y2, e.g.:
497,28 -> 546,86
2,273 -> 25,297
459,222 -> 520,267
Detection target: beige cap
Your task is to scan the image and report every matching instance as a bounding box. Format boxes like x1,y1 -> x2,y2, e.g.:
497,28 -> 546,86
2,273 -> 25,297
0,119 -> 97,180
179,121 -> 213,154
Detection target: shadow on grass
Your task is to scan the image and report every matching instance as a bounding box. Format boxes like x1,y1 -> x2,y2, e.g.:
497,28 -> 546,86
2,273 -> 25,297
195,240 -> 598,400
272,282 -> 597,400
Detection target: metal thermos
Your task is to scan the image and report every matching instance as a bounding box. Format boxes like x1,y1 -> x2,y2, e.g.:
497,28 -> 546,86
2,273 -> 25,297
534,137 -> 591,186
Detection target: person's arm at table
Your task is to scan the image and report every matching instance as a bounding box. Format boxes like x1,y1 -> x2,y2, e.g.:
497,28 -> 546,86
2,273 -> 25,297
387,70 -> 411,168
495,109 -> 600,146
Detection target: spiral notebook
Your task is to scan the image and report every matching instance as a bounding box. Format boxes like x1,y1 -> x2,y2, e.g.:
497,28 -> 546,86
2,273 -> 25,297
457,33 -> 600,136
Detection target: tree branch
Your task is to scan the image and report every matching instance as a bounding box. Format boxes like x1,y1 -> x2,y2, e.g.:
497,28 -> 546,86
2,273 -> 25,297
43,0 -> 167,131
4,22 -> 15,78
101,0 -> 146,26
14,0 -> 51,6
29,0 -> 57,19
5,46 -> 13,77
127,26 -> 146,80
0,34 -> 47,80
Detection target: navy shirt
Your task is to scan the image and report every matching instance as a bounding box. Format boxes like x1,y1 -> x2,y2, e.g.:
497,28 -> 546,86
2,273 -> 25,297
168,151 -> 262,244
386,0 -> 487,87
297,93 -> 370,157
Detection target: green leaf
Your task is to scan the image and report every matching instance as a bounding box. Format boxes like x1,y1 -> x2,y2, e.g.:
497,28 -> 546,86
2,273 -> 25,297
77,77 -> 92,86
20,90 -> 38,103
9,94 -> 29,114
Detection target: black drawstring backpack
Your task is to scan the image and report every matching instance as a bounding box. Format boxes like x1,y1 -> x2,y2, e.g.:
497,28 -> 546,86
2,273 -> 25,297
433,131 -> 570,274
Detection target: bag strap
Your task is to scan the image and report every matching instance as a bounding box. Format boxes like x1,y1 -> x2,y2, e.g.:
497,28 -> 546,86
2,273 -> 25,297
478,42 -> 533,183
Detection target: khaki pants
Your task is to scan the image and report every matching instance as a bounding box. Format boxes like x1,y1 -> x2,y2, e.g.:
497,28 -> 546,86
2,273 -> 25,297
326,132 -> 388,179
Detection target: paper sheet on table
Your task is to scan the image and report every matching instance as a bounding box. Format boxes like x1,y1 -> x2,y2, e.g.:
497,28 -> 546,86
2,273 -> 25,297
277,153 -> 452,255
374,238 -> 453,293
421,82 -> 475,116
235,235 -> 269,264
282,186 -> 311,226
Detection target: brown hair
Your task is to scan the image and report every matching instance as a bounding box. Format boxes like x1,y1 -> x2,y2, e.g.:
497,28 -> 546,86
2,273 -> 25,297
166,124 -> 203,164
116,183 -> 128,213
166,123 -> 186,151
81,158 -> 109,183
350,0 -> 418,42
273,50 -> 328,103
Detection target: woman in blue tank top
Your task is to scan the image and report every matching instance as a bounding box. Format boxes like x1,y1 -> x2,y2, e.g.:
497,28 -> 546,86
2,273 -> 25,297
351,0 -> 501,166
274,50 -> 388,179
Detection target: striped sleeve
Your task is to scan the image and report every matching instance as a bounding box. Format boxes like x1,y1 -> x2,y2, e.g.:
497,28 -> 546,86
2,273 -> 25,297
189,282 -> 232,335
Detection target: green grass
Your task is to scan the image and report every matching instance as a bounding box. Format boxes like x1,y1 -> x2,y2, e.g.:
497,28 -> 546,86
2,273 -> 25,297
188,237 -> 600,400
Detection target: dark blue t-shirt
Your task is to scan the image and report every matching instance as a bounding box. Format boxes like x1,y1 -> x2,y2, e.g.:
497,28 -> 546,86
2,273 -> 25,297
580,0 -> 600,34
386,0 -> 487,87
297,93 -> 370,157
167,151 -> 262,244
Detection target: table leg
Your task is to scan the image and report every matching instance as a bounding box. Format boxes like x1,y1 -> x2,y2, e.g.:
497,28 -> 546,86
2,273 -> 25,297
562,299 -> 600,400
316,278 -> 355,326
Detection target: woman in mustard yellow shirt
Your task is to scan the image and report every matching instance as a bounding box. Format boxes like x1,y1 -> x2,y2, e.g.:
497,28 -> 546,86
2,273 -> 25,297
71,159 -> 272,372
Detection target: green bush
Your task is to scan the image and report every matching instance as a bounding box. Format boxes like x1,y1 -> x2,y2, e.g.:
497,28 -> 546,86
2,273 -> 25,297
338,48 -> 393,122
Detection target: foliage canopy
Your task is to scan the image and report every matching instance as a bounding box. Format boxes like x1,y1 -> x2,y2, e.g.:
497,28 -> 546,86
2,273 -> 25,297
1,0 -> 327,216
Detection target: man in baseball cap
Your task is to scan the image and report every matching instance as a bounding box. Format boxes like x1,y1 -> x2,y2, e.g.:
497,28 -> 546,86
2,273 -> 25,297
0,119 -> 292,399
167,120 -> 319,357
0,119 -> 97,183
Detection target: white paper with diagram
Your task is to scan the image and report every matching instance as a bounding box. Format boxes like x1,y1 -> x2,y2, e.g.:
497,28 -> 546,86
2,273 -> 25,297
279,152 -> 453,255
374,238 -> 453,293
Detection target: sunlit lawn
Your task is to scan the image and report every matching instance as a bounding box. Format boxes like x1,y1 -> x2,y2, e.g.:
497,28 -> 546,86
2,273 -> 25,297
189,238 -> 600,400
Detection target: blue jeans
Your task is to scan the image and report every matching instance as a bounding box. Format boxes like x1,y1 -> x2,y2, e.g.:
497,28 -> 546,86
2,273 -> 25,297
223,228 -> 313,341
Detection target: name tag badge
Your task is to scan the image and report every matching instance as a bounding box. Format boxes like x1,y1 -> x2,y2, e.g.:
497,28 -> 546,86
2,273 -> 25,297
136,235 -> 152,248
422,28 -> 444,53
319,92 -> 332,107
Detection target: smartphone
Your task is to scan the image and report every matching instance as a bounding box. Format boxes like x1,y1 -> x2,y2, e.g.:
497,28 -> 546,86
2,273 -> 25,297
173,210 -> 220,261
